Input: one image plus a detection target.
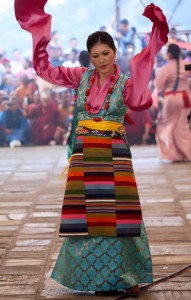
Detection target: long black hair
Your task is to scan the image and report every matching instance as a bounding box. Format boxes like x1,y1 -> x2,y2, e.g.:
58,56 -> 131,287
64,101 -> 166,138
167,43 -> 181,91
86,31 -> 116,53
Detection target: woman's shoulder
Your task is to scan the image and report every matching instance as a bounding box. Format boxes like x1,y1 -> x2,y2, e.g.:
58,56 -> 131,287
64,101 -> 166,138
157,62 -> 171,73
83,68 -> 94,75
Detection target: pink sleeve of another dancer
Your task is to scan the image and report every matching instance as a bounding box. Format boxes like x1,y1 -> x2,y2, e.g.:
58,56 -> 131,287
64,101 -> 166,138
124,3 -> 169,111
14,0 -> 87,89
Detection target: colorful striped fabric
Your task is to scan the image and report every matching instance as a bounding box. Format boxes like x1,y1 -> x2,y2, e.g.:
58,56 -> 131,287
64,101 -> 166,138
59,134 -> 142,237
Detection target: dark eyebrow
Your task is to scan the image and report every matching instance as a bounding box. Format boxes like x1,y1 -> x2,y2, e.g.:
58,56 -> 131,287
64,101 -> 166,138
91,49 -> 110,55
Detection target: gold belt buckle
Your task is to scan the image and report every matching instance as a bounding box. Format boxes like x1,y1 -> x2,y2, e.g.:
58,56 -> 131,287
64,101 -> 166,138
118,125 -> 126,135
76,126 -> 90,135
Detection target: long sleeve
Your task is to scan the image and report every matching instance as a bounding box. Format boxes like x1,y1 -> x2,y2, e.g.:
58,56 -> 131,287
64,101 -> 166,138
124,3 -> 169,111
14,0 -> 87,89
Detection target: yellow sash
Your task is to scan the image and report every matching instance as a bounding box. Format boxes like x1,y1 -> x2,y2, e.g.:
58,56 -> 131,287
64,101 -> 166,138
78,120 -> 123,131
60,120 -> 124,182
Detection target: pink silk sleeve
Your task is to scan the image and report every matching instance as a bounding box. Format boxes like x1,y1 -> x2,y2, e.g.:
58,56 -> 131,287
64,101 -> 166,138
124,3 -> 169,111
14,0 -> 87,89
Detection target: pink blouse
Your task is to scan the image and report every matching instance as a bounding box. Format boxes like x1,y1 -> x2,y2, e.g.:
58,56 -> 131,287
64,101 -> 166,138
14,1 -> 169,112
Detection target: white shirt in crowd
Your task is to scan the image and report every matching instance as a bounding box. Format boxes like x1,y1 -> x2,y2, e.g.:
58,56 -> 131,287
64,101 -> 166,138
62,60 -> 80,68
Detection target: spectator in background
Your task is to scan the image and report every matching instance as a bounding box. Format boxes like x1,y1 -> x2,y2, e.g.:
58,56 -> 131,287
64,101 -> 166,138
69,37 -> 79,52
16,75 -> 35,107
168,27 -> 178,44
24,88 -> 64,145
62,49 -> 80,67
0,49 -> 9,85
50,46 -> 64,67
118,42 -> 135,76
131,27 -> 143,55
65,37 -> 80,59
0,96 -> 30,147
168,27 -> 187,44
116,19 -> 134,55
0,48 -> 10,66
17,57 -> 36,79
99,14 -> 116,37
10,49 -> 24,75
0,65 -> 16,94
55,89 -> 72,145
0,91 -> 9,118
50,30 -> 60,47
0,93 -> 8,146
0,58 -> 5,86
49,30 -> 64,61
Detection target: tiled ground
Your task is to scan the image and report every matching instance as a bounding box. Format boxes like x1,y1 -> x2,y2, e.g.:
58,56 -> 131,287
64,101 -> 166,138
0,145 -> 190,300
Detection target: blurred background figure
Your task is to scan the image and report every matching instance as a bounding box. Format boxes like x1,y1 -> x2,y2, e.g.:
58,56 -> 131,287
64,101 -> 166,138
116,19 -> 134,55
23,87 -> 65,146
0,64 -> 16,95
0,91 -> 9,145
16,74 -> 35,107
65,38 -> 80,59
125,109 -> 152,145
153,43 -> 191,162
168,27 -> 186,44
10,48 -> 24,76
0,48 -> 10,66
0,95 -> 30,147
49,46 -> 64,67
17,57 -> 36,79
62,49 -> 80,67
48,30 -> 64,63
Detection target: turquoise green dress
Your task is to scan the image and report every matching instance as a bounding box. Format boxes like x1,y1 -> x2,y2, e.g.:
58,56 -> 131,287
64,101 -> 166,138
66,103 -> 78,159
51,223 -> 152,291
51,70 -> 153,291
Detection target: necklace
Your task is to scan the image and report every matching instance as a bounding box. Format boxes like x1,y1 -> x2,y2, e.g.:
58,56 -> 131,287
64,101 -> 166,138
84,65 -> 117,122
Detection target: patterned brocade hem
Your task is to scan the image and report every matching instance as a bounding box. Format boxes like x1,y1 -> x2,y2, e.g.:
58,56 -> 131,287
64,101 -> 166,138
51,222 -> 153,291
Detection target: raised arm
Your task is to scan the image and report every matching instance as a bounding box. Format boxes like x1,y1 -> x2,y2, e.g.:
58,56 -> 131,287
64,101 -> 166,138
14,0 -> 87,89
124,3 -> 169,111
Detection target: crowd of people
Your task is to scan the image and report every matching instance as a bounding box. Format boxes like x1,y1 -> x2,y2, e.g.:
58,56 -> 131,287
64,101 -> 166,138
0,18 -> 191,155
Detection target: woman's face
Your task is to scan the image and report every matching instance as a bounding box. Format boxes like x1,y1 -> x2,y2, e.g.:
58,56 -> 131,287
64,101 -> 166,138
89,43 -> 116,78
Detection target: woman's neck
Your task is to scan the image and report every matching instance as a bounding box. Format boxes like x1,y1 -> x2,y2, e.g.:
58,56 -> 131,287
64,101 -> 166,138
98,67 -> 115,86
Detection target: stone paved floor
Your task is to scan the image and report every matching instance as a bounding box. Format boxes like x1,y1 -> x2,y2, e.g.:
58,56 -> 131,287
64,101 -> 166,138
0,145 -> 191,300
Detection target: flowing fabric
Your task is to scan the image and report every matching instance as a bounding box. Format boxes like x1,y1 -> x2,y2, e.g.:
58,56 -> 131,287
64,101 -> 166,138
14,0 -> 169,112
